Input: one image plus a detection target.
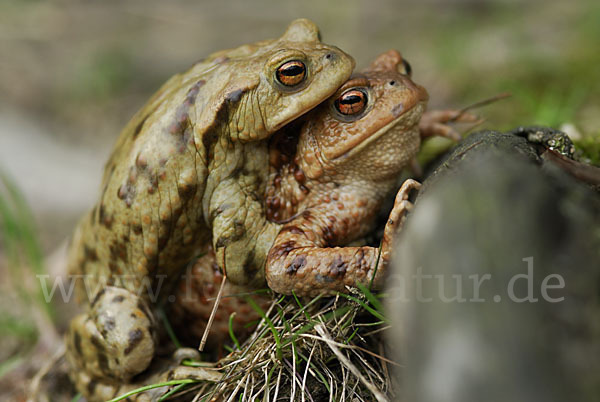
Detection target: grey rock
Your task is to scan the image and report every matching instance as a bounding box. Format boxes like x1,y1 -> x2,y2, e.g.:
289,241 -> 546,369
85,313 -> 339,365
387,129 -> 600,402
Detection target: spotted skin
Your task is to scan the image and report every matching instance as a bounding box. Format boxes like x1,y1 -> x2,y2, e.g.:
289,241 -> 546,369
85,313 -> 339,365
64,19 -> 354,401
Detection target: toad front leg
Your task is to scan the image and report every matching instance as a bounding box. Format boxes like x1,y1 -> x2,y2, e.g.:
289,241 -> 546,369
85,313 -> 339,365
208,141 -> 281,286
266,180 -> 421,296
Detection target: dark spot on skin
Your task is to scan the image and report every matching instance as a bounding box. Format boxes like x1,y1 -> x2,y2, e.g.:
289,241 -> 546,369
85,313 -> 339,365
179,125 -> 193,153
101,316 -> 116,337
329,255 -> 347,277
90,334 -> 105,353
117,182 -> 136,208
233,219 -> 245,237
132,224 -> 143,235
286,255 -> 306,275
300,185 -> 309,194
135,153 -> 148,169
147,172 -> 158,194
271,240 -> 297,259
187,80 -> 204,104
302,210 -> 312,221
169,112 -> 189,136
91,288 -> 106,307
242,250 -> 256,276
168,81 -> 204,139
210,203 -> 230,221
124,329 -> 144,355
356,249 -> 367,271
130,313 -> 137,319
392,103 -> 404,118
112,295 -> 125,303
133,115 -> 150,139
226,88 -> 245,103
84,244 -> 99,262
322,224 -> 337,245
109,241 -> 128,263
73,331 -> 83,356
97,349 -> 110,372
215,220 -> 246,248
98,204 -> 113,229
315,273 -> 334,283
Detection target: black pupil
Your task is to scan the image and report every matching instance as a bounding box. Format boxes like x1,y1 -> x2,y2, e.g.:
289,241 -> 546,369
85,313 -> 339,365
281,64 -> 304,76
341,94 -> 363,105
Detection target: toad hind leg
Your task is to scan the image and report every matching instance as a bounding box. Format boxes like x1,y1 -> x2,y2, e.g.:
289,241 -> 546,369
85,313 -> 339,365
65,286 -> 156,401
266,179 -> 421,297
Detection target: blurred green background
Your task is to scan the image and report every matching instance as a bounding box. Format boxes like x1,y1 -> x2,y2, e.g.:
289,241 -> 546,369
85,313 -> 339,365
0,0 -> 599,397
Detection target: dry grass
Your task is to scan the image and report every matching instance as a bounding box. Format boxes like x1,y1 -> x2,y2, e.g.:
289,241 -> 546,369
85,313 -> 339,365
110,287 -> 394,402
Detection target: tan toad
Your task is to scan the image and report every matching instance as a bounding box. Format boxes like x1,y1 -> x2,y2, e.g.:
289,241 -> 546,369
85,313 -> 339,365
64,19 -> 354,400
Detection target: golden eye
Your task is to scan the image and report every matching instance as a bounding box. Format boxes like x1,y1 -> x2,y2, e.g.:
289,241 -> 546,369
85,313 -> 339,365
334,89 -> 368,115
400,59 -> 412,76
276,60 -> 306,86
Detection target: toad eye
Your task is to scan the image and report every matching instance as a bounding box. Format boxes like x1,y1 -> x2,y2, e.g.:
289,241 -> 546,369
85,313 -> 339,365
400,59 -> 412,76
334,89 -> 368,115
276,60 -> 306,87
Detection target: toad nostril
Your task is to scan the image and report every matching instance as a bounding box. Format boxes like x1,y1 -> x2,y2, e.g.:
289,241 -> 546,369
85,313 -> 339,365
389,80 -> 396,86
325,53 -> 333,60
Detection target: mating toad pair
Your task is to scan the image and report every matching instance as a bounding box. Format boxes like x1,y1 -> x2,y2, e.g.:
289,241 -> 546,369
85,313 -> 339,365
63,18 -> 472,400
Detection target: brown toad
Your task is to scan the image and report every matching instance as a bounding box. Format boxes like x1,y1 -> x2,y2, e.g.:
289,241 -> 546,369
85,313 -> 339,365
263,49 -> 431,296
64,19 -> 353,400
